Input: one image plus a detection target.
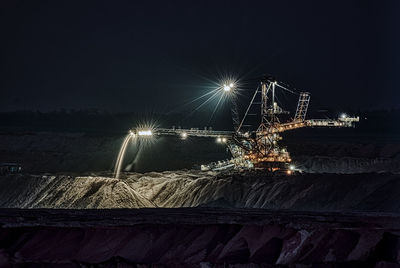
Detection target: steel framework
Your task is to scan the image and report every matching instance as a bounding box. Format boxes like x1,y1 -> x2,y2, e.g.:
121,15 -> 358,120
294,92 -> 310,122
131,76 -> 359,173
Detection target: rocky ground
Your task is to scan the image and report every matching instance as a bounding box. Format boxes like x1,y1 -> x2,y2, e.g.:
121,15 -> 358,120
0,208 -> 399,267
0,171 -> 399,213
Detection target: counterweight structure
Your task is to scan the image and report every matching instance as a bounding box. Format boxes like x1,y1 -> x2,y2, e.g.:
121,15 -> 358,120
131,76 -> 359,173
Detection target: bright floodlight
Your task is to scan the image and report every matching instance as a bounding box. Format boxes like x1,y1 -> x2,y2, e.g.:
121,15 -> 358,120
229,83 -> 234,88
216,137 -> 222,143
138,130 -> 153,136
340,113 -> 347,119
223,84 -> 231,92
181,132 -> 188,139
222,137 -> 227,143
289,165 -> 295,171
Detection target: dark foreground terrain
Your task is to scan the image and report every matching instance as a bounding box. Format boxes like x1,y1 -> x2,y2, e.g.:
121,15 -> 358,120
0,208 -> 399,267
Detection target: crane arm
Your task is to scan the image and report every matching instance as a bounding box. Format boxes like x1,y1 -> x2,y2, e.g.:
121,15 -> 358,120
272,116 -> 360,133
131,127 -> 234,139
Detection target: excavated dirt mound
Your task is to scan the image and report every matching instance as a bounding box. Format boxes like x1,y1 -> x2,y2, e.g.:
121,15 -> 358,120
1,171 -> 399,212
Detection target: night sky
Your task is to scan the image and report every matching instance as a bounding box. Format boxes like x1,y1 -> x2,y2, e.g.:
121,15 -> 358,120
1,0 -> 399,113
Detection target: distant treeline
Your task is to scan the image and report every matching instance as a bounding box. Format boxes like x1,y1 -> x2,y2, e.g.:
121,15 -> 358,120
0,109 -> 399,134
0,109 -> 233,134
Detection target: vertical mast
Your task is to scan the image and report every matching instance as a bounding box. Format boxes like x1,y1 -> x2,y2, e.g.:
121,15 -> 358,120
230,96 -> 240,132
272,81 -> 276,123
258,80 -> 271,133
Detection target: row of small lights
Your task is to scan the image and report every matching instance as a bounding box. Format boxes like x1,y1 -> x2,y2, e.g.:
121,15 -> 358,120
216,137 -> 227,143
180,132 -> 228,144
131,130 -> 228,145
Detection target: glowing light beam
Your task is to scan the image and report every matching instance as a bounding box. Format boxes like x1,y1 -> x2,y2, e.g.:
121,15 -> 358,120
188,90 -> 221,116
208,91 -> 225,124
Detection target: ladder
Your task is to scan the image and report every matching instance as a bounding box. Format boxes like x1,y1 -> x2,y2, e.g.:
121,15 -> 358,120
294,92 -> 310,122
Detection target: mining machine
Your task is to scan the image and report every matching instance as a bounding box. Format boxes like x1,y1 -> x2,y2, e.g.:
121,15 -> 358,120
131,76 -> 359,173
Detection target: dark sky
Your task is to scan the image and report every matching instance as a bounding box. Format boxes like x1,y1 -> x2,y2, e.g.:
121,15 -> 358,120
1,0 -> 399,113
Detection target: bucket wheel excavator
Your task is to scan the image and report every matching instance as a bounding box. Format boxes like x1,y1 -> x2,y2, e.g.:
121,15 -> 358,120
131,75 -> 359,174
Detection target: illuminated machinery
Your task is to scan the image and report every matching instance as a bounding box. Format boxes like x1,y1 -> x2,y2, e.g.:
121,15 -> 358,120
131,76 -> 359,173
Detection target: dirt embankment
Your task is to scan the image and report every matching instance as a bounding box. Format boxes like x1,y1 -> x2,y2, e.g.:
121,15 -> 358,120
1,171 -> 399,213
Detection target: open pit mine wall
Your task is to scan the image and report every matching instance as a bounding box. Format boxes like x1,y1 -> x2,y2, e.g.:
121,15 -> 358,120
1,132 -> 400,173
0,209 -> 399,267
